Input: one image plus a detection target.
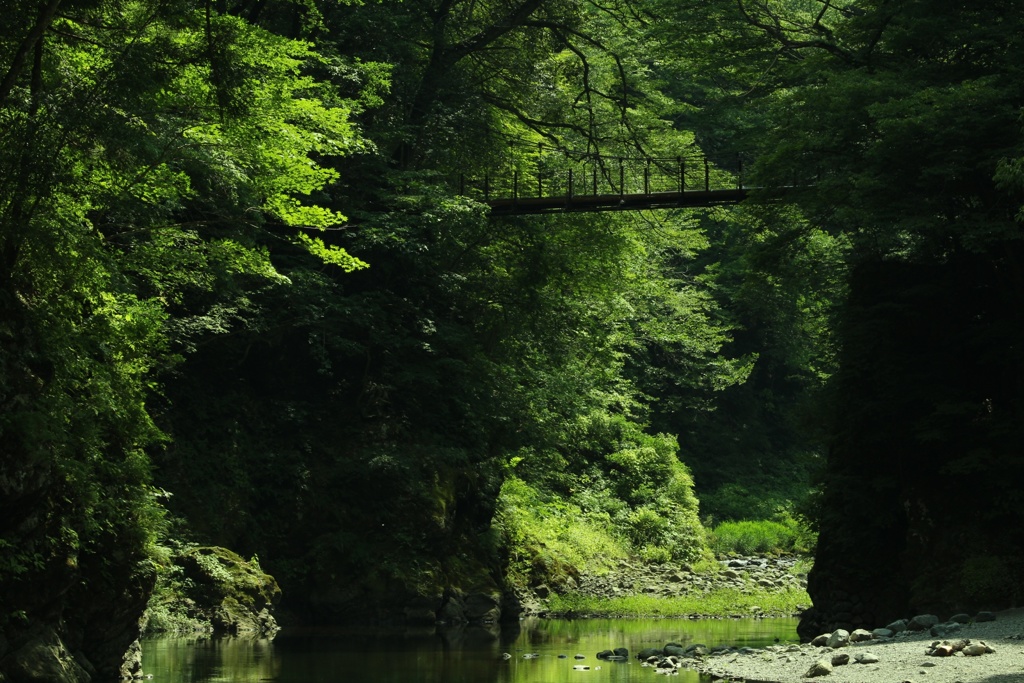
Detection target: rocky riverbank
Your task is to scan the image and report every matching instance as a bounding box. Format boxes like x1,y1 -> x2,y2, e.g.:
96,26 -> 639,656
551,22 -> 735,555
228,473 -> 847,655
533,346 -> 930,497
674,608 -> 1024,682
515,555 -> 810,618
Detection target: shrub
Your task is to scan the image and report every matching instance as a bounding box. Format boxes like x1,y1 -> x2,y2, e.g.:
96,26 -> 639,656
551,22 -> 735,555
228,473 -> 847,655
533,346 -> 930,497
709,518 -> 804,556
638,544 -> 673,564
625,507 -> 669,547
495,477 -> 628,587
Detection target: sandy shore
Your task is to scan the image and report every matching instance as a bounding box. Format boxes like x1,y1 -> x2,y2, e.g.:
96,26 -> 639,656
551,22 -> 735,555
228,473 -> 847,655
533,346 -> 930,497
685,608 -> 1024,683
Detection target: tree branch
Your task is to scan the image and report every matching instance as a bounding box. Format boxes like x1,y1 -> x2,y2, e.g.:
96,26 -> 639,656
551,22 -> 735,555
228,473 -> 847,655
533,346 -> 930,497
0,0 -> 64,108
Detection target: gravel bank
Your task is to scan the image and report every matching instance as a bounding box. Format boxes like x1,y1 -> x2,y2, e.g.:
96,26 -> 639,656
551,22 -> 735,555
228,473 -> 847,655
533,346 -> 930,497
517,555 -> 811,618
685,608 -> 1024,683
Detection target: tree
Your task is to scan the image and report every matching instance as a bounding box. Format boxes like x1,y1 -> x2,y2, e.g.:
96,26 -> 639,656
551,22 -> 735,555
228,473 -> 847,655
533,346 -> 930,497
0,0 -> 366,676
657,0 -> 1024,634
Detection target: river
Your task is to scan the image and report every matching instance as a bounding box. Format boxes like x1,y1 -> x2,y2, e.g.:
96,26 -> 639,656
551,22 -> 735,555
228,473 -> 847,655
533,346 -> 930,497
141,616 -> 797,682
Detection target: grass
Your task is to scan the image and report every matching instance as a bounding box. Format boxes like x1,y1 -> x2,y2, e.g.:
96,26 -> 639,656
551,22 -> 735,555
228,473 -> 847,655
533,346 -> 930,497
546,585 -> 810,619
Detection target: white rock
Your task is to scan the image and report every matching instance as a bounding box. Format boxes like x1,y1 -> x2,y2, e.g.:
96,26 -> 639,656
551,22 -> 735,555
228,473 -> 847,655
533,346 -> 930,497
963,642 -> 995,656
850,628 -> 874,642
827,629 -> 850,648
805,659 -> 833,677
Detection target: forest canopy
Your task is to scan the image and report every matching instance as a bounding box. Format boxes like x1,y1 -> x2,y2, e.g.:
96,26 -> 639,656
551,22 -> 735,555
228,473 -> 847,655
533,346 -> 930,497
2,0 -> 1024,677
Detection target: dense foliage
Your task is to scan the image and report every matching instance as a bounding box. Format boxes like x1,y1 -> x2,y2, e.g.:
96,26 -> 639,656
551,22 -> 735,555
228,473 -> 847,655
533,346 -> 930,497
3,0 -> 1024,675
0,0 -> 368,674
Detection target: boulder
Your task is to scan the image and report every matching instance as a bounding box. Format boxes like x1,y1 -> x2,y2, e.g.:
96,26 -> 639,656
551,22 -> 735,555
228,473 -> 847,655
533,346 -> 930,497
805,659 -> 833,677
437,597 -> 466,624
831,653 -> 850,666
929,622 -> 960,638
949,613 -> 971,624
849,628 -> 873,643
171,546 -> 281,636
963,641 -> 995,656
975,611 -> 997,623
926,641 -> 959,657
463,593 -> 501,624
5,628 -> 90,683
885,619 -> 908,633
826,629 -> 849,648
907,614 -> 939,631
119,639 -> 142,681
854,652 -> 880,664
871,628 -> 894,639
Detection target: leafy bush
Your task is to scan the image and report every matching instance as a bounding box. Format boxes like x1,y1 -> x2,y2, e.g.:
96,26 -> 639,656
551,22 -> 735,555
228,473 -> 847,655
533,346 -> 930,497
495,477 -> 628,587
638,545 -> 673,564
625,507 -> 670,546
708,515 -> 814,556
498,410 -> 711,582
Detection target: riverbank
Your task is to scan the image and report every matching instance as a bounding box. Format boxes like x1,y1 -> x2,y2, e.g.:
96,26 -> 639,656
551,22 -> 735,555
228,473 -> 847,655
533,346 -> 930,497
683,608 -> 1024,683
518,555 -> 811,619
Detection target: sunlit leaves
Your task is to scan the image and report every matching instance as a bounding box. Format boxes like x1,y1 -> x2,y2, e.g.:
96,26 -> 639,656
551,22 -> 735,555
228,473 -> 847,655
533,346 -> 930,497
295,232 -> 369,271
0,0 -> 376,635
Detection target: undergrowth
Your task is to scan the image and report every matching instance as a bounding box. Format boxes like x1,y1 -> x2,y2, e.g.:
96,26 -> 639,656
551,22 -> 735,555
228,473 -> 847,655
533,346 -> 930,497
707,514 -> 816,556
547,585 -> 810,618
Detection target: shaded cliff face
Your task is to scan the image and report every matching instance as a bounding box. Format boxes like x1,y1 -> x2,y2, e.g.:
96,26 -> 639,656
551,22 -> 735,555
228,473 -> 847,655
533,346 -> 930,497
0,456 -> 156,683
1,291 -> 159,682
799,253 -> 1024,640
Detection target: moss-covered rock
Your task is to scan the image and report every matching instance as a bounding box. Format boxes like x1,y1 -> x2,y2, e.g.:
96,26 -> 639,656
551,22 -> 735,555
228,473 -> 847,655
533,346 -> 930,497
144,546 -> 280,636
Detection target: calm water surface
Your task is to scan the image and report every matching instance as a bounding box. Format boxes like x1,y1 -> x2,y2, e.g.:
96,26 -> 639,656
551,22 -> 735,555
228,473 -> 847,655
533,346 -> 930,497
142,616 -> 798,683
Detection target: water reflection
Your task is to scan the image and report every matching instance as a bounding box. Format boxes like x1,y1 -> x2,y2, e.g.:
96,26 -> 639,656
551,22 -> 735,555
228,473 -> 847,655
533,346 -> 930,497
142,617 -> 798,683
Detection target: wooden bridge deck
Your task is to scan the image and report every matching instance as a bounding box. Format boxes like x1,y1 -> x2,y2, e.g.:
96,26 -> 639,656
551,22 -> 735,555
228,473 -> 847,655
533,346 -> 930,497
487,188 -> 749,215
460,149 -> 753,215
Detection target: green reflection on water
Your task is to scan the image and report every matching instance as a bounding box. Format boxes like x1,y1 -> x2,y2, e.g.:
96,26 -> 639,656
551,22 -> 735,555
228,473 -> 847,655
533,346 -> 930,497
142,617 -> 798,683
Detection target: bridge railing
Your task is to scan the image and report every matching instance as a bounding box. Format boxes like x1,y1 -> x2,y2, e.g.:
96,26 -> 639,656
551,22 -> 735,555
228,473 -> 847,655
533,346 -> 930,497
455,152 -> 745,202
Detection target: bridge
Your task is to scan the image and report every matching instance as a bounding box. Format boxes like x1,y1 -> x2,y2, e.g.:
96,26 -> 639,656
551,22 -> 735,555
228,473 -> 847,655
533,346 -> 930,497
455,149 -> 750,215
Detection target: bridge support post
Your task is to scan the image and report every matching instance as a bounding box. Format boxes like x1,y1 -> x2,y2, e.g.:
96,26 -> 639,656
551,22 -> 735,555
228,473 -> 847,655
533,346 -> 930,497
704,158 -> 710,192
